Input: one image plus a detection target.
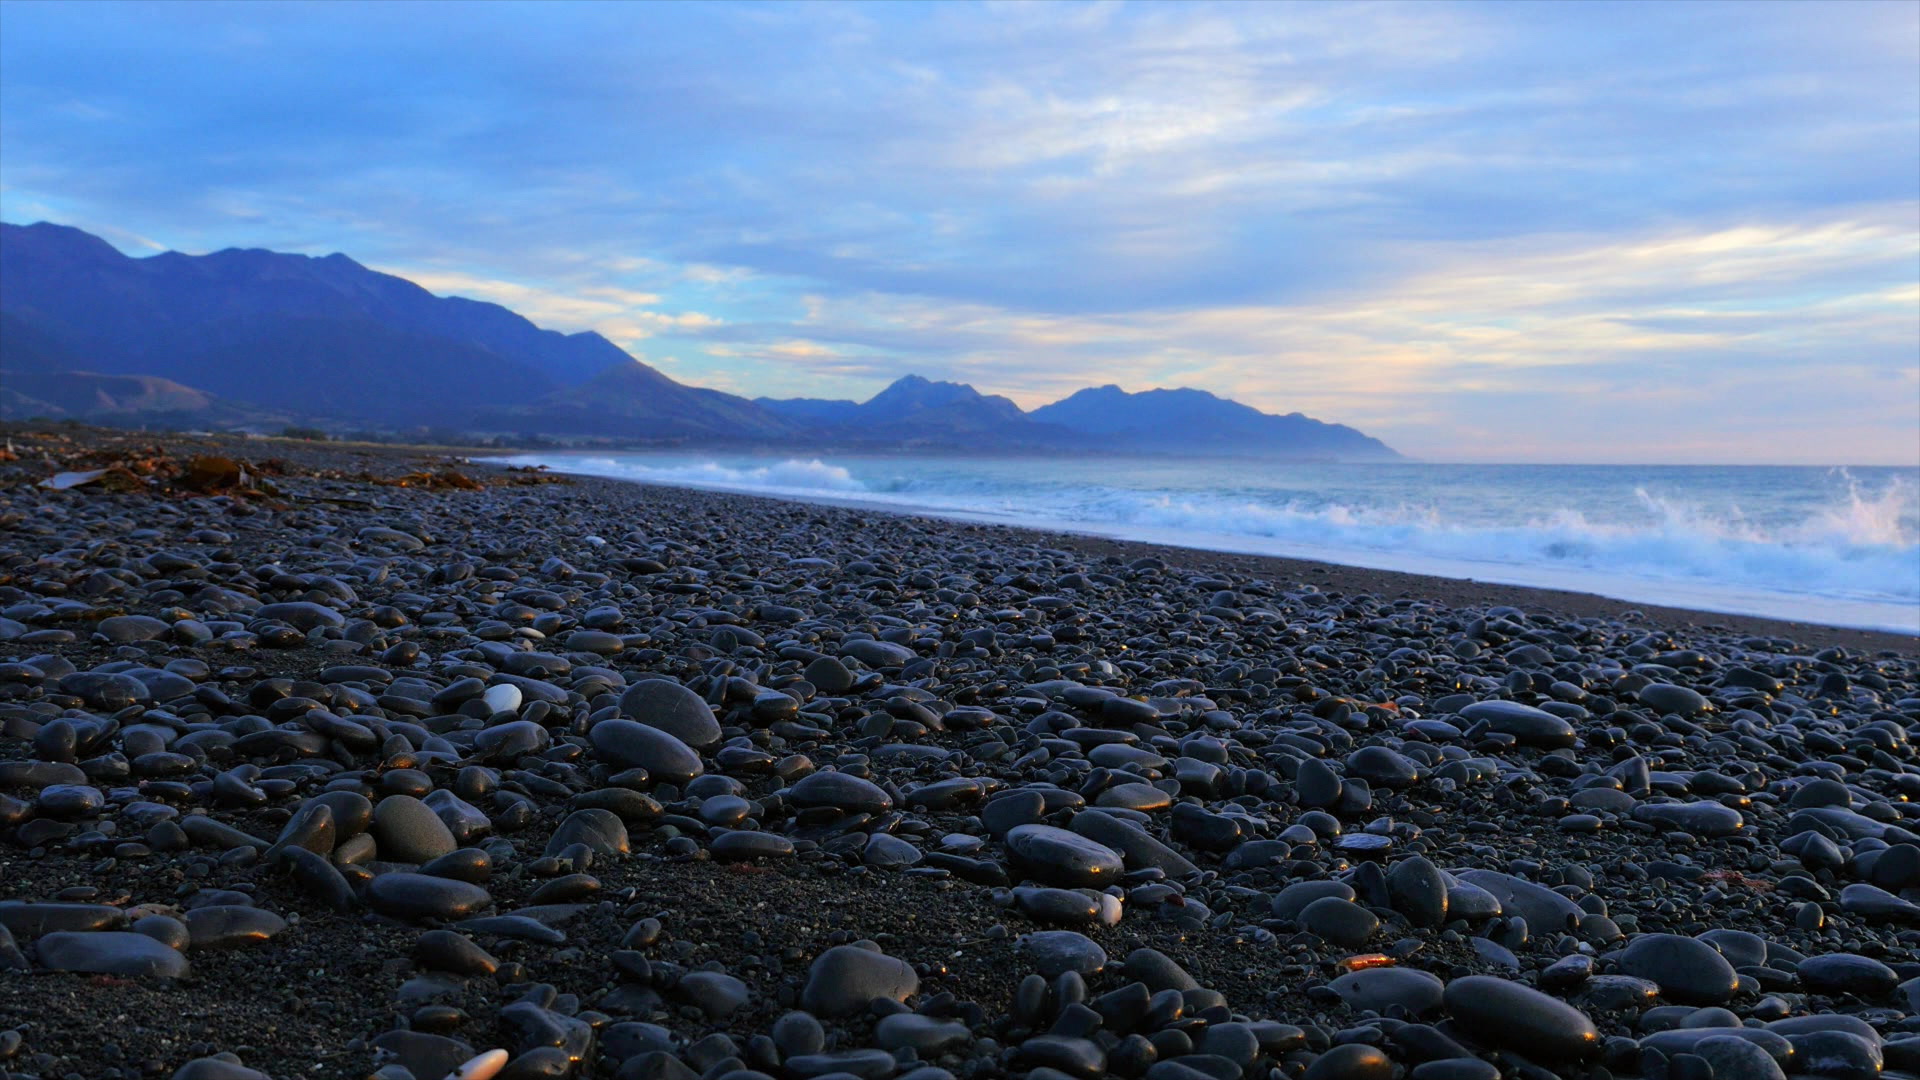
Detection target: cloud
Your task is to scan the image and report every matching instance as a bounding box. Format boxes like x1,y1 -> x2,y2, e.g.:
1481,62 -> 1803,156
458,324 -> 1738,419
0,0 -> 1913,461
722,206 -> 1916,461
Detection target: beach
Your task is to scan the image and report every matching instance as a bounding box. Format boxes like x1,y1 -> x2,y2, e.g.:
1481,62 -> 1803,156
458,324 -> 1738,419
1,426 -> 1917,1079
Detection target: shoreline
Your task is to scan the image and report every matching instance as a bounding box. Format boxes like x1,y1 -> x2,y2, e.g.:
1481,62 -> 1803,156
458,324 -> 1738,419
505,460 -> 1920,657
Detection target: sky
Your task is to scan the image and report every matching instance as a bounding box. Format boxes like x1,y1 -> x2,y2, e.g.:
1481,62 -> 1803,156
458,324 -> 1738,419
1,0 -> 1916,464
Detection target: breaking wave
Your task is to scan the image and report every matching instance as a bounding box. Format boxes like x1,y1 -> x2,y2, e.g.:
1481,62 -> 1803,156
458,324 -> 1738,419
487,453 -> 1919,631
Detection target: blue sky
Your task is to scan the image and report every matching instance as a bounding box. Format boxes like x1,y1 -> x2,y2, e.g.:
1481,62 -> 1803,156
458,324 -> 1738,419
2,0 -> 1916,463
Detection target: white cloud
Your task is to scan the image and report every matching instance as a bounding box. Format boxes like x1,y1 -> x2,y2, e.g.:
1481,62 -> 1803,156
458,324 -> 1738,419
719,206 -> 1918,462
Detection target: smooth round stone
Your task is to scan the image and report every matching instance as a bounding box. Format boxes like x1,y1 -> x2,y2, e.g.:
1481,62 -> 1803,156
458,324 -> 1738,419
787,1048 -> 898,1079
1347,746 -> 1419,788
132,914 -> 191,951
790,771 -> 894,815
619,679 -> 722,751
863,833 -> 922,869
1571,787 -> 1636,812
1779,1029 -> 1880,1079
1304,1044 -> 1393,1080
1301,897 -> 1379,947
698,794 -> 752,826
364,872 -> 492,922
1696,929 -> 1768,969
170,1057 -> 271,1080
57,671 -> 151,709
372,795 -> 458,864
840,639 -> 915,667
1330,967 -> 1444,1015
1387,856 -> 1449,927
1790,778 -> 1855,810
37,930 -> 189,977
802,944 -> 918,1016
1012,887 -> 1104,927
1618,933 -> 1739,1005
874,1013 -> 972,1054
543,808 -> 629,858
1006,824 -> 1124,888
1336,833 -> 1392,856
1839,883 -> 1920,921
1639,1028 -> 1792,1070
772,1011 -> 827,1057
181,906 -> 287,949
1690,1035 -> 1788,1080
1017,930 -> 1107,978
1407,1060 -> 1498,1080
1797,953 -> 1898,996
1070,808 -> 1199,877
678,970 -> 749,1018
710,830 -> 794,861
1296,759 -> 1344,808
168,1053 -> 270,1076
36,784 -> 105,817
982,791 -> 1047,837
480,683 -> 522,715
415,930 -> 499,976
255,601 -> 345,630
1095,781 -> 1171,812
1122,947 -> 1200,992
96,614 -> 170,642
1558,814 -> 1602,833
804,656 -> 853,694
1870,843 -> 1920,889
1009,1034 -> 1107,1078
1632,801 -> 1743,838
1443,975 -> 1600,1062
1639,683 -> 1708,716
306,791 -> 375,838
1456,700 -> 1576,748
1274,880 -> 1357,921
1453,870 -> 1579,932
589,719 -> 703,785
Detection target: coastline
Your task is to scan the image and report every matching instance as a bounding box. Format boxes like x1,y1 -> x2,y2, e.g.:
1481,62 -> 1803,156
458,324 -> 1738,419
512,461 -> 1920,657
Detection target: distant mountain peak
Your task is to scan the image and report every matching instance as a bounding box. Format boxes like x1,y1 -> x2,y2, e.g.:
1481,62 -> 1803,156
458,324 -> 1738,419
1031,383 -> 1400,460
9,220 -> 126,263
2,221 -> 1402,457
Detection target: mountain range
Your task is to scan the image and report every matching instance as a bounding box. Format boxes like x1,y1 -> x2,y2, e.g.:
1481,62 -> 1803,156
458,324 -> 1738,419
0,221 -> 1400,459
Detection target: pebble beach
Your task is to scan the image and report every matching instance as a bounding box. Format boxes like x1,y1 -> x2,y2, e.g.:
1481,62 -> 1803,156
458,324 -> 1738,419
1,426 -> 1917,1080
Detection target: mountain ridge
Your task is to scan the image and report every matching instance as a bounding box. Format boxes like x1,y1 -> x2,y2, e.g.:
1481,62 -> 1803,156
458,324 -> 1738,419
0,221 -> 1401,459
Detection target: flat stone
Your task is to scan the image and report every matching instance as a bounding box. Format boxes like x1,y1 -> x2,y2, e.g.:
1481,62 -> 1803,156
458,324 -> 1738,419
1617,933 -> 1739,1005
37,930 -> 189,977
802,943 -> 918,1016
1443,975 -> 1600,1062
589,719 -> 703,785
619,679 -> 722,751
364,872 -> 492,922
1330,967 -> 1444,1015
1006,824 -> 1124,888
372,794 -> 458,863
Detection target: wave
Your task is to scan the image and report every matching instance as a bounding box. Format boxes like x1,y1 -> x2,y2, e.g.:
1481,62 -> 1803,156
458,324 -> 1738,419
1068,485 -> 1917,605
551,456 -> 867,495
488,453 -> 1919,629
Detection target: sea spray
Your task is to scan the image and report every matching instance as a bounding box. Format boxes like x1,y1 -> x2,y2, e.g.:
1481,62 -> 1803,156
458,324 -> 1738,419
490,452 -> 1920,630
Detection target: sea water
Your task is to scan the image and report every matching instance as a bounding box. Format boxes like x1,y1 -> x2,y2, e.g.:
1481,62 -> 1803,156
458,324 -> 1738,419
486,452 -> 1920,635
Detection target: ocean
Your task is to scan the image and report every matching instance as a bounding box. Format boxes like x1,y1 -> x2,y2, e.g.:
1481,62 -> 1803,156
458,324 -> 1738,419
484,452 -> 1920,635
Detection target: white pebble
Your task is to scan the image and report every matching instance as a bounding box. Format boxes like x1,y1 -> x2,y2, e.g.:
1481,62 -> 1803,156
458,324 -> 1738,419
443,1049 -> 509,1080
481,684 -> 522,714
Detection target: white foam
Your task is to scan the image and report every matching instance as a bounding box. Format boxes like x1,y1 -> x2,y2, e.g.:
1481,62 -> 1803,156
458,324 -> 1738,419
487,453 -> 1920,634
554,456 -> 866,495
